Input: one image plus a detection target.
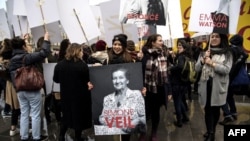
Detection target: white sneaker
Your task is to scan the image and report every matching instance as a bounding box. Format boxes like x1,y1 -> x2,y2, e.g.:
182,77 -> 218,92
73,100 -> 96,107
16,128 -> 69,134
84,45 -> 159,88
29,128 -> 32,134
10,128 -> 20,136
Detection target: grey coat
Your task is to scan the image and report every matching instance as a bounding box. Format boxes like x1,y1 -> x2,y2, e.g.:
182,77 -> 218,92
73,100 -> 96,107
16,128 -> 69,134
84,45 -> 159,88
195,53 -> 233,107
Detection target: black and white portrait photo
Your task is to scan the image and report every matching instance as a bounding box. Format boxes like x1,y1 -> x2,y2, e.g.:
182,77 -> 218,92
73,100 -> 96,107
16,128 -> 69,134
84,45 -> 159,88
119,0 -> 167,26
89,63 -> 146,135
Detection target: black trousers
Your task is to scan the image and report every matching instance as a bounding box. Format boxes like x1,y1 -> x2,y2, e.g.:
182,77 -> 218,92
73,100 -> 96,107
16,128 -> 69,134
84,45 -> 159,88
145,86 -> 165,134
11,108 -> 20,126
204,77 -> 220,133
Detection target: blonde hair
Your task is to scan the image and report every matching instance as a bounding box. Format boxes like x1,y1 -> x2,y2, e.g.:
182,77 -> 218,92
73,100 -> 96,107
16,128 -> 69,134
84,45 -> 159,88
65,43 -> 83,62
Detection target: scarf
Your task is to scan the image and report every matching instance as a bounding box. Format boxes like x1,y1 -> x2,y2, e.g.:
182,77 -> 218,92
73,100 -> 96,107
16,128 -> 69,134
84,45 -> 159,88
201,48 -> 228,81
145,48 -> 167,93
91,51 -> 108,64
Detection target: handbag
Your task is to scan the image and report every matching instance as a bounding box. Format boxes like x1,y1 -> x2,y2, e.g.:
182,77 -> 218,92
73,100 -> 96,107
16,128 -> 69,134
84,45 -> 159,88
15,57 -> 44,91
231,65 -> 250,86
48,82 -> 61,113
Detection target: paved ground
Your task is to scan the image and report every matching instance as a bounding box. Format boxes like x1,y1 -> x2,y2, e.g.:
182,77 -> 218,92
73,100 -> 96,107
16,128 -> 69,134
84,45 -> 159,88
0,93 -> 250,141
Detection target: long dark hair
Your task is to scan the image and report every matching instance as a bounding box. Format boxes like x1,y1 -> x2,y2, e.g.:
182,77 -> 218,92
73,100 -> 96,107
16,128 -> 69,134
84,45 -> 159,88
205,33 -> 231,58
177,39 -> 193,59
143,34 -> 162,49
108,34 -> 132,63
11,37 -> 26,50
58,39 -> 70,61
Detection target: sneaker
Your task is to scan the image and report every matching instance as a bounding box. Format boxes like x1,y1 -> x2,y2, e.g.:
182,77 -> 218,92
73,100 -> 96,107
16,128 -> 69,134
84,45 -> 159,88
219,116 -> 234,125
10,128 -> 20,136
40,135 -> 48,141
29,128 -> 32,134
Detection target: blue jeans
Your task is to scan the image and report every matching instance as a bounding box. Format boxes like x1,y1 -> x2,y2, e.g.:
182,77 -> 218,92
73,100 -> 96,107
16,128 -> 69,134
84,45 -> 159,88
17,90 -> 42,140
221,87 -> 237,117
172,85 -> 187,121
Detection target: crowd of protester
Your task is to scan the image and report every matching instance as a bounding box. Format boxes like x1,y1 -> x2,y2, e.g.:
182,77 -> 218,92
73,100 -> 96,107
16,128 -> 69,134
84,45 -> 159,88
0,31 -> 249,141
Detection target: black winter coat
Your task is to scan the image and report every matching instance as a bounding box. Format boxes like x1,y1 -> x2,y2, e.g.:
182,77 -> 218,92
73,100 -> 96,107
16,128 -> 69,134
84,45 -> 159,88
9,41 -> 51,88
53,59 -> 92,130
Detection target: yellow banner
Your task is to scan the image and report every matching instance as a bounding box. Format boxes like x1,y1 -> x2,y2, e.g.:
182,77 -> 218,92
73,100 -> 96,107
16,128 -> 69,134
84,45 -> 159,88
180,0 -> 250,61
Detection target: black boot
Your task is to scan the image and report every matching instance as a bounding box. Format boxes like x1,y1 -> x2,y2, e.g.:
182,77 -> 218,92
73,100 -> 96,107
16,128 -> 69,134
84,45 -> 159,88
203,132 -> 209,138
182,114 -> 190,123
174,120 -> 183,127
204,133 -> 215,141
59,136 -> 65,141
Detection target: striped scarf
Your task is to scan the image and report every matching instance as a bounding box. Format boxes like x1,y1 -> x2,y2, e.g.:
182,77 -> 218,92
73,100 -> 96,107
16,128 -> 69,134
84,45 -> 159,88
145,49 -> 167,93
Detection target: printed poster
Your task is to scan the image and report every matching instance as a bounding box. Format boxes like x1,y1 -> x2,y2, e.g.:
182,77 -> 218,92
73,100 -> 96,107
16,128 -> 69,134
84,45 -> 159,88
189,0 -> 241,34
119,0 -> 168,26
89,62 -> 146,135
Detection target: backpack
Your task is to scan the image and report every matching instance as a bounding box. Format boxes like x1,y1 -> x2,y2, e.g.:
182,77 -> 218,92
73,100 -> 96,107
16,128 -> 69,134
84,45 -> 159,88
230,45 -> 248,77
181,57 -> 197,83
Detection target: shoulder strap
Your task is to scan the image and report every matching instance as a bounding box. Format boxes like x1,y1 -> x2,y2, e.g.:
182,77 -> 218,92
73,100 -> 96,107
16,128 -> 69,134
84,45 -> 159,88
106,56 -> 109,65
21,54 -> 27,67
51,82 -> 54,93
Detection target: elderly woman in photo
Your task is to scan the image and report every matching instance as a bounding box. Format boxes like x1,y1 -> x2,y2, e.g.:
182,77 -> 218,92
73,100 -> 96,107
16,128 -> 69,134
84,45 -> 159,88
99,67 -> 146,134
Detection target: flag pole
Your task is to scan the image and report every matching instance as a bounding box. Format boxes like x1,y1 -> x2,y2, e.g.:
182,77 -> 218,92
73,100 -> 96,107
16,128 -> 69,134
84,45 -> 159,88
38,0 -> 47,32
121,23 -> 124,34
17,16 -> 23,37
97,16 -> 100,41
73,8 -> 93,53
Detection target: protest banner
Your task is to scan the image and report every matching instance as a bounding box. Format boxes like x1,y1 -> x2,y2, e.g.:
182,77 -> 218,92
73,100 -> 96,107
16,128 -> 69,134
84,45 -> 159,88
89,62 -> 146,135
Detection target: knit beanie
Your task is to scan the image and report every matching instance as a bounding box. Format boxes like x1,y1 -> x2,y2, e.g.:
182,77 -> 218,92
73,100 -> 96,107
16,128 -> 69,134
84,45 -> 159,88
112,34 -> 127,48
127,40 -> 135,51
229,34 -> 243,46
95,40 -> 107,51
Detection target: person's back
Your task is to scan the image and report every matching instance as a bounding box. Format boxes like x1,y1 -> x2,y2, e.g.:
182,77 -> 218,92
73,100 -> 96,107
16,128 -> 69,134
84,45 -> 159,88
219,34 -> 247,125
229,43 -> 249,82
9,32 -> 51,141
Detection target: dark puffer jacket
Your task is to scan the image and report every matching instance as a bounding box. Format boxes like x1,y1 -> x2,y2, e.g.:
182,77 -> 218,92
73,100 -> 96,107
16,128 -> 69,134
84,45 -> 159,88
9,41 -> 51,88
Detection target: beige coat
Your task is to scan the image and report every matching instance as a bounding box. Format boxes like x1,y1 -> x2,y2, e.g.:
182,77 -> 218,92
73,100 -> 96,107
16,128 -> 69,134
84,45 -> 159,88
5,80 -> 19,109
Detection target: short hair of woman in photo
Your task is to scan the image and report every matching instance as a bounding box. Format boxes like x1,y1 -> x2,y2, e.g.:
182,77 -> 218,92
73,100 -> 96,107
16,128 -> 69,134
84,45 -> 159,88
112,68 -> 130,106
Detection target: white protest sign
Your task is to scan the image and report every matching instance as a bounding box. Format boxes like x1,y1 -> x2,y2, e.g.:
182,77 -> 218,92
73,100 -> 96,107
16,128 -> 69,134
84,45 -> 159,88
90,5 -> 106,41
189,0 -> 241,34
57,0 -> 100,43
100,0 -> 138,47
13,0 -> 27,16
43,63 -> 60,94
31,21 -> 64,44
23,0 -> 60,28
156,0 -> 184,40
0,8 -> 11,40
167,0 -> 184,39
88,0 -> 110,6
